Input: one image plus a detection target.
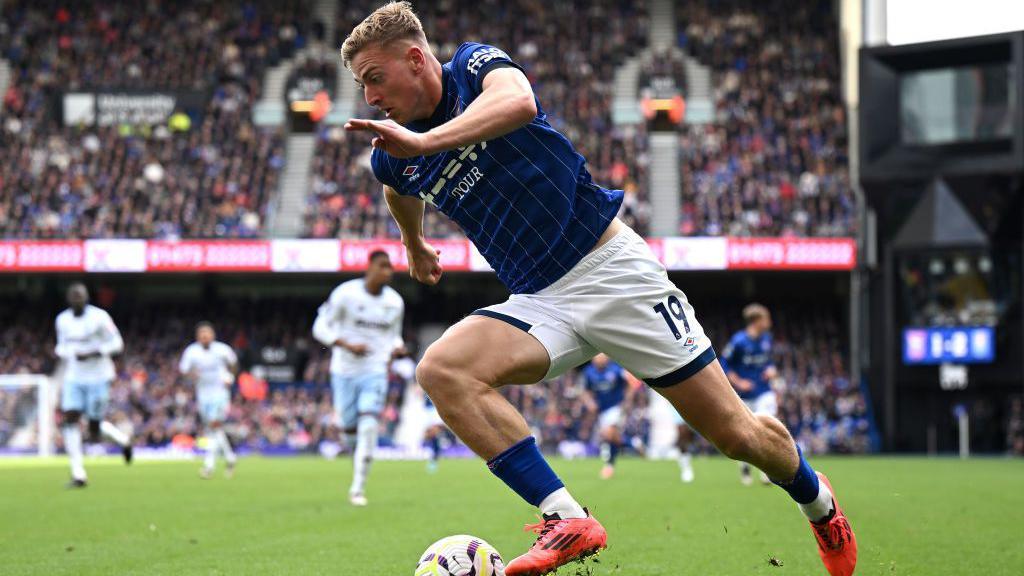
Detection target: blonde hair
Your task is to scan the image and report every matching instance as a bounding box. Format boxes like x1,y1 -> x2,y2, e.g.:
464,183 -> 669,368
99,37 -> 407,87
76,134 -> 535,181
341,1 -> 427,69
742,303 -> 770,324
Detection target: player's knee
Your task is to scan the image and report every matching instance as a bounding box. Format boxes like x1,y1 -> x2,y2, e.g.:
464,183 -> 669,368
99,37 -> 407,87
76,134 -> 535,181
88,419 -> 101,441
416,354 -> 462,397
62,410 -> 82,425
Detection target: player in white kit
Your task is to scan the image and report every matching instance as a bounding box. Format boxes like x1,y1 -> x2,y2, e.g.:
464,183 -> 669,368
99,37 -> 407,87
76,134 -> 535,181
179,322 -> 238,479
55,283 -> 132,488
313,250 -> 405,506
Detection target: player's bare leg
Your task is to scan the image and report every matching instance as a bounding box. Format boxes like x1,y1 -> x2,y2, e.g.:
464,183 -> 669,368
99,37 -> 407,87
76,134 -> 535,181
417,316 -> 607,576
656,361 -> 857,576
417,316 -> 547,458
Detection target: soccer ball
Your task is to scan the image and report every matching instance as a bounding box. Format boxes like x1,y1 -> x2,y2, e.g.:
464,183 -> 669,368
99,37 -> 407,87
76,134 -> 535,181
414,534 -> 505,576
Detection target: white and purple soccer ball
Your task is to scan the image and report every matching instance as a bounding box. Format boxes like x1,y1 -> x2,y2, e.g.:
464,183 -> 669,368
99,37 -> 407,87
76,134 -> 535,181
414,535 -> 505,576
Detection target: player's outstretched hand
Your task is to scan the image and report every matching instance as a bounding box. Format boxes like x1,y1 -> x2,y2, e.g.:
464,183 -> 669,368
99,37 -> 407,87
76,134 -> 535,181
344,119 -> 432,159
407,240 -> 443,285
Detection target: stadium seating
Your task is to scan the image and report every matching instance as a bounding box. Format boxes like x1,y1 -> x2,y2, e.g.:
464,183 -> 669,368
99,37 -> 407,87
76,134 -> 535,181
1,0 -> 855,240
0,0 -> 312,238
675,0 -> 855,236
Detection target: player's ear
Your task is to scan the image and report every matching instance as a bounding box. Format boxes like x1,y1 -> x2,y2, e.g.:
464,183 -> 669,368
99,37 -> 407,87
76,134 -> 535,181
407,44 -> 426,74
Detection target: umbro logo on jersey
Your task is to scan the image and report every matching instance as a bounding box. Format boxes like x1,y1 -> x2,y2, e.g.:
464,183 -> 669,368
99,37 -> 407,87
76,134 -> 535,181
403,165 -> 419,176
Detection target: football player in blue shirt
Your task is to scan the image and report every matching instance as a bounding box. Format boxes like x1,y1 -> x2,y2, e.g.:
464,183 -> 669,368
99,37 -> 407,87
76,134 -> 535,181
580,354 -> 633,480
721,303 -> 779,486
340,3 -> 856,575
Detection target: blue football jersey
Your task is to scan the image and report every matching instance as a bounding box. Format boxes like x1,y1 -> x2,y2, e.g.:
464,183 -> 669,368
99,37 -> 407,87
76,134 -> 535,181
369,42 -> 623,294
720,330 -> 775,399
582,362 -> 628,412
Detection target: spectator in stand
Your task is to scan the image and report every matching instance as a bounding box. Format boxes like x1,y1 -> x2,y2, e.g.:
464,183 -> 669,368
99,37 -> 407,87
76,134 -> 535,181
676,0 -> 854,237
0,0 -> 311,238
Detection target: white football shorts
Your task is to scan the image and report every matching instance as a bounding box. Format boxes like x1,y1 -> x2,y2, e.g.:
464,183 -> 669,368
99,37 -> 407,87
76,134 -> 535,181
743,390 -> 778,417
473,226 -> 715,387
597,405 -> 625,430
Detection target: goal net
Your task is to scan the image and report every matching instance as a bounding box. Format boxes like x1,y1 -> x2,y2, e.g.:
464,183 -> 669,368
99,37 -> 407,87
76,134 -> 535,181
0,374 -> 55,456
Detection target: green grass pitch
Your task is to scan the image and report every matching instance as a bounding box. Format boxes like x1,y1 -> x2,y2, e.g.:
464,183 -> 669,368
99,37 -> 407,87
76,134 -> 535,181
2,455 -> 1022,575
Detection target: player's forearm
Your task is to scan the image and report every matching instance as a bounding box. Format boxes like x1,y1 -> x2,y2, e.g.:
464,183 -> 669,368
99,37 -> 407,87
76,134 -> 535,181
422,84 -> 536,154
100,334 -> 124,356
311,316 -> 337,347
55,343 -> 74,360
384,185 -> 427,246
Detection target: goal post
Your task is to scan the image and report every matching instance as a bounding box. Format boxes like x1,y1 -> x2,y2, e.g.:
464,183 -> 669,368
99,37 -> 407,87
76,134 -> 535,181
0,374 -> 55,457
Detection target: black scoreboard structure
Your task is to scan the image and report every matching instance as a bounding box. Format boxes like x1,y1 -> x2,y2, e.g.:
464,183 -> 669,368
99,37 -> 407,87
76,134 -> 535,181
860,31 -> 1024,452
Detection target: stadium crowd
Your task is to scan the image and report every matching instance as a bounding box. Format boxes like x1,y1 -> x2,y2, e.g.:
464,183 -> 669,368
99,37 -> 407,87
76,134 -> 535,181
0,297 -> 872,456
675,0 -> 855,237
0,0 -> 314,238
0,0 -> 859,241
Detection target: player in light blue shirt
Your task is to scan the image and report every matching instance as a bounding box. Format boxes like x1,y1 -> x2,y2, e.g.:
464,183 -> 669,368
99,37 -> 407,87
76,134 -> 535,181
340,4 -> 856,574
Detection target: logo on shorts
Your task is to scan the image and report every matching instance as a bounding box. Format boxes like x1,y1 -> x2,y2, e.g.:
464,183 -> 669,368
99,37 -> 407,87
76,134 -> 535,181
684,337 -> 695,347
403,165 -> 419,176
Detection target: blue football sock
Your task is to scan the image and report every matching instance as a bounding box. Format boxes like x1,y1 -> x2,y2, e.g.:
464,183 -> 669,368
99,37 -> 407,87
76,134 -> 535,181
773,444 -> 820,504
608,442 -> 619,465
428,436 -> 441,462
487,436 -> 564,507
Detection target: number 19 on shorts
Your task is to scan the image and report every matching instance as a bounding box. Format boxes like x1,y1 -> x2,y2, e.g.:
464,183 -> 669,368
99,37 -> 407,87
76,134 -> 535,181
653,295 -> 691,340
